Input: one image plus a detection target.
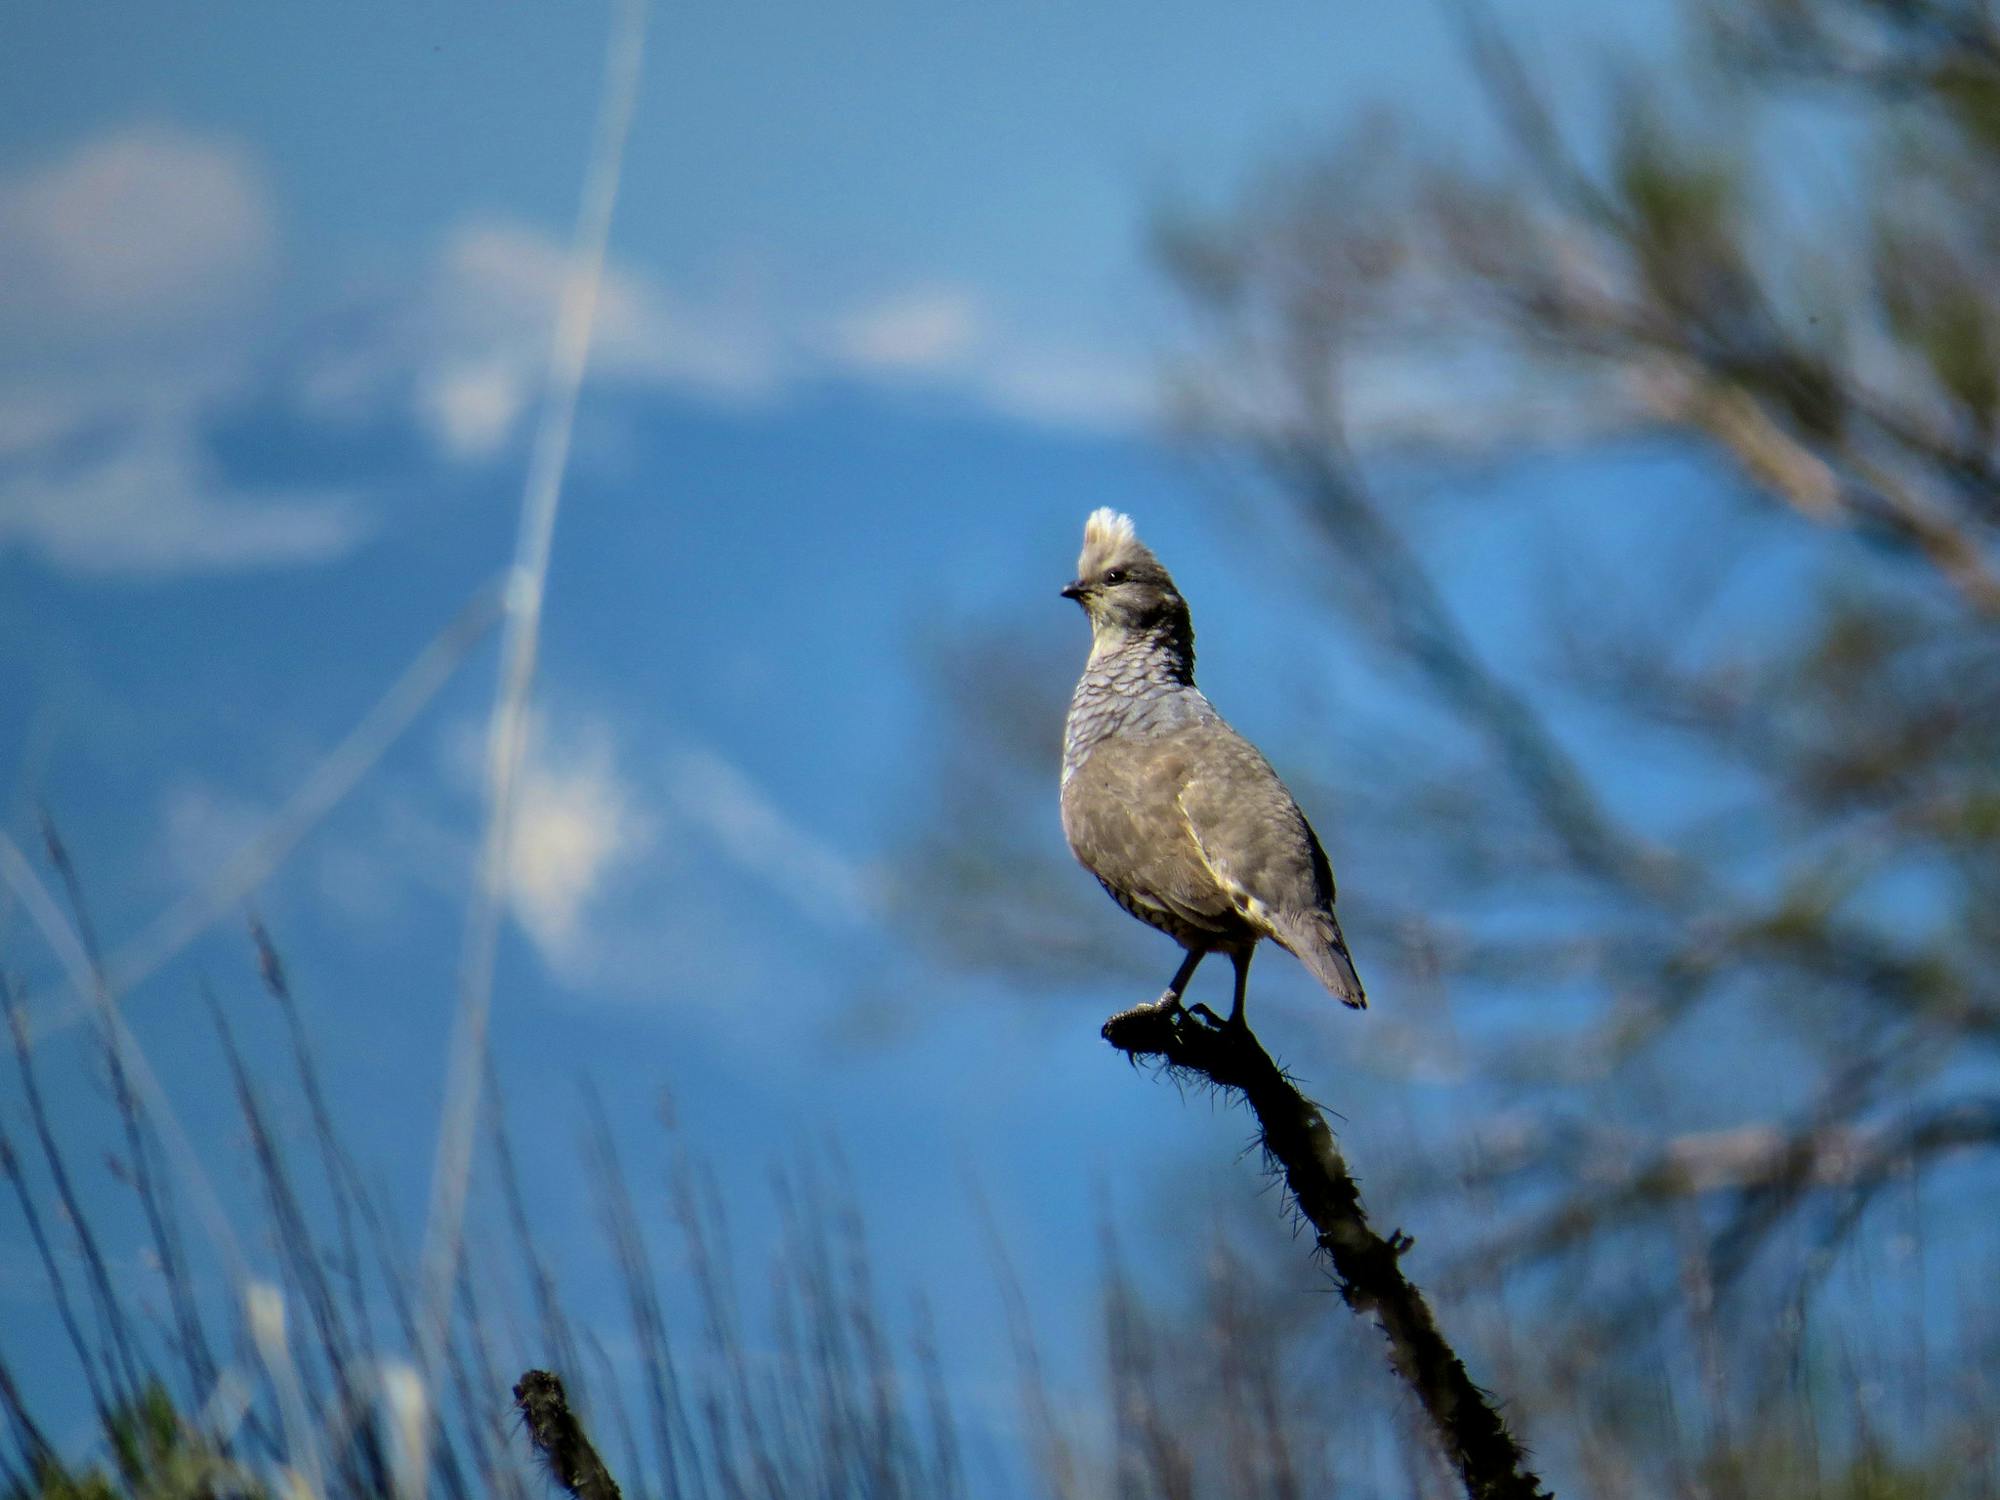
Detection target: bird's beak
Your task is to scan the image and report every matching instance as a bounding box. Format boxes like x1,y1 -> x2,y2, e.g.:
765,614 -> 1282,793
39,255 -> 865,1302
1060,580 -> 1086,602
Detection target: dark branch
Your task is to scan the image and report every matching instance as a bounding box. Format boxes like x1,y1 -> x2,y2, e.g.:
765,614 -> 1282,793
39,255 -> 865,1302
1102,1001 -> 1554,1500
514,1369 -> 623,1500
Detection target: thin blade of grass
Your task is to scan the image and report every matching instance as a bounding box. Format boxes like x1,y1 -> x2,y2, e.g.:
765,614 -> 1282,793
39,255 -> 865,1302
412,0 -> 650,1442
24,585 -> 503,1047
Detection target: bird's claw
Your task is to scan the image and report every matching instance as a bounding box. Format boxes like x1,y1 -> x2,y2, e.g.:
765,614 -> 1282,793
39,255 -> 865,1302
1185,1002 -> 1253,1036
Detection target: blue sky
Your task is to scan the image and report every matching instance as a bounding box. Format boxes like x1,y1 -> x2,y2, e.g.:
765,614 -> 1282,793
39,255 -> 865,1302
0,1 -> 1674,435
4,4 -> 1503,314
15,0 -> 1950,1490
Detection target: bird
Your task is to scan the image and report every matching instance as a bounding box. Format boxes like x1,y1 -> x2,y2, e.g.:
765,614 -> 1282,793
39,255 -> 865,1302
1059,508 -> 1366,1026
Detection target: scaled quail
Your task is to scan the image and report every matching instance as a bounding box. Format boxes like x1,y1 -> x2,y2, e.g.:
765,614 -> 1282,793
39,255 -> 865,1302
1060,509 -> 1366,1024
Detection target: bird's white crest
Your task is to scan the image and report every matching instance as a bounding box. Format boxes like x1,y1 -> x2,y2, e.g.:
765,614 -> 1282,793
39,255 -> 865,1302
1084,507 -> 1136,551
1079,507 -> 1148,576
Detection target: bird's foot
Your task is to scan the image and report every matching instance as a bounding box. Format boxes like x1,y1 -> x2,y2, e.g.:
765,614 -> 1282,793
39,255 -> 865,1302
1103,995 -> 1186,1048
1187,1002 -> 1250,1037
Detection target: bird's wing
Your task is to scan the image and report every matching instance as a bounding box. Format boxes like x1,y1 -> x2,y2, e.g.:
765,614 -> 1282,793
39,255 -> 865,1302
1173,730 -> 1335,924
1061,737 -> 1237,935
1176,728 -> 1367,1008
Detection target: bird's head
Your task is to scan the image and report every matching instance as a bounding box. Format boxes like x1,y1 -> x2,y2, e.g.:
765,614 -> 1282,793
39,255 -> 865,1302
1062,509 -> 1193,661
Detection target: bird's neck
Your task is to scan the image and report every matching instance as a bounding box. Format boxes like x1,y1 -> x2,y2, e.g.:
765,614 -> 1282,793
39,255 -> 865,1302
1065,627 -> 1203,784
1085,620 -> 1196,686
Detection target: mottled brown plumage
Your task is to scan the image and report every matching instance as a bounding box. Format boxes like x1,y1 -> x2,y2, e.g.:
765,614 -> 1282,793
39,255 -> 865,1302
1059,509 -> 1365,1022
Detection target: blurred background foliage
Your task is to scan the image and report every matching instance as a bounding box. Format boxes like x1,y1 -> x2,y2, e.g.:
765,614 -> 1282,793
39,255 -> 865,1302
906,0 -> 2000,1491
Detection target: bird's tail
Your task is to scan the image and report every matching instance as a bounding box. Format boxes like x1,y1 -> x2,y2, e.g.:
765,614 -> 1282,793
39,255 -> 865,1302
1274,910 -> 1367,1009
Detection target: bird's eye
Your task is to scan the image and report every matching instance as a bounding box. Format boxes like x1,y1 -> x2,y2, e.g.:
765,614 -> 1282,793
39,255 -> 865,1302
1103,569 -> 1128,585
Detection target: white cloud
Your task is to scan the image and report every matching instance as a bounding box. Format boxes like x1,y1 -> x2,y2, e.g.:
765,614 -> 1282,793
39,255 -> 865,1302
0,129 -> 369,578
0,406 -> 366,575
831,285 -> 984,371
0,387 -> 94,460
1335,345 -> 1635,453
412,221 -> 786,459
418,357 -> 532,462
0,126 -> 273,334
158,781 -> 271,893
169,712 -> 658,981
150,717 -> 875,1019
506,724 -> 654,968
666,748 -> 876,927
824,282 -> 1153,431
406,237 -> 1153,453
979,345 -> 1154,431
0,124 -> 1161,586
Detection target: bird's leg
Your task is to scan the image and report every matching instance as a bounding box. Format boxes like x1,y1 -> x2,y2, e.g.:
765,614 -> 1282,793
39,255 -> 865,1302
1190,948 -> 1251,1030
1153,949 -> 1204,1013
1225,947 -> 1253,1028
